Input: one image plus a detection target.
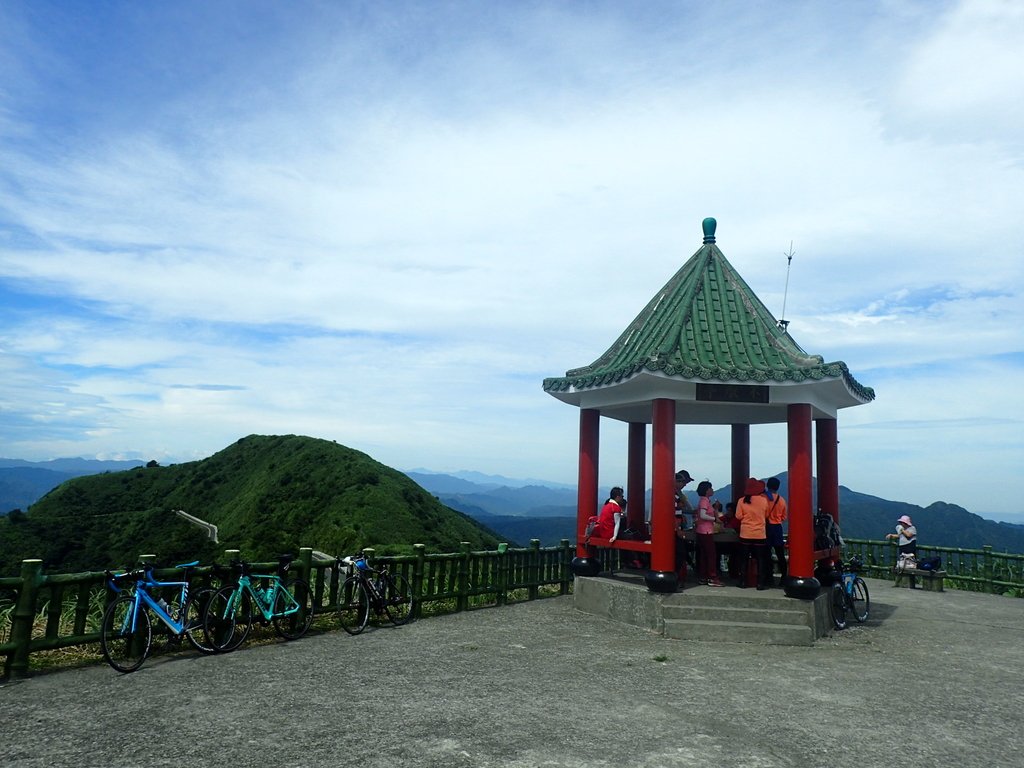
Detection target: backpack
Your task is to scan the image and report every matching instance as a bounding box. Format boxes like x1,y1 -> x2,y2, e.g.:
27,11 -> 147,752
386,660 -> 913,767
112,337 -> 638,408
917,556 -> 941,571
813,514 -> 843,550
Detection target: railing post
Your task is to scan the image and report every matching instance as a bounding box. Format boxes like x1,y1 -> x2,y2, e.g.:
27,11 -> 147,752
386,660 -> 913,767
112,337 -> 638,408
297,547 -> 313,584
496,543 -> 509,606
982,545 -> 993,594
223,549 -> 240,566
413,544 -> 426,619
528,539 -> 541,600
7,559 -> 44,680
457,542 -> 470,613
559,539 -> 572,595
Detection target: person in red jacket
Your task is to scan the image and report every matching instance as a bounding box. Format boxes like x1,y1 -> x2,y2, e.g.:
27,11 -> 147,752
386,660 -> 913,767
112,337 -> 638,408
594,487 -> 626,541
735,477 -> 770,589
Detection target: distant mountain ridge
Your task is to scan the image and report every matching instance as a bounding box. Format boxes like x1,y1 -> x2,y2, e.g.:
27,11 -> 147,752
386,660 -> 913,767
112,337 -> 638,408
4,452 -> 1023,567
409,470 -> 1024,554
1,458 -> 145,514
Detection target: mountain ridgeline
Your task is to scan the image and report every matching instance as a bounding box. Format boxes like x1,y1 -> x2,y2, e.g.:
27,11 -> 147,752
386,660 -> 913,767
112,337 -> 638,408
4,438 -> 1024,576
409,472 -> 1024,555
0,435 -> 501,575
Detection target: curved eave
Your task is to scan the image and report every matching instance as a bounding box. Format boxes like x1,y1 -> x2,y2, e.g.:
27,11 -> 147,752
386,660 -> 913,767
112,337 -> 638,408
543,367 -> 874,425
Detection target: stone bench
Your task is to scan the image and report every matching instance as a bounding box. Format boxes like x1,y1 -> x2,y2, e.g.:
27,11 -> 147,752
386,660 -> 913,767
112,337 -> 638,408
893,567 -> 946,591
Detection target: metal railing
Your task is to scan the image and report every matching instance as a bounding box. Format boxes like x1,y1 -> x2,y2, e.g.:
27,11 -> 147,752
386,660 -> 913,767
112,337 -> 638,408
843,538 -> 1024,595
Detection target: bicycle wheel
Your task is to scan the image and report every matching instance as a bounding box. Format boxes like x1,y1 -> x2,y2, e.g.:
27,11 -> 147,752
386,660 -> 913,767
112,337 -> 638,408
337,576 -> 369,635
203,585 -> 252,652
272,579 -> 314,640
850,577 -> 870,623
100,595 -> 152,673
381,572 -> 413,626
829,582 -> 848,630
182,587 -> 218,654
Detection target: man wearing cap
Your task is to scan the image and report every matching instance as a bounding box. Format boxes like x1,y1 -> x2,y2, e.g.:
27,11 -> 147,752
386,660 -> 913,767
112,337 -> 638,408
674,470 -> 696,576
674,470 -> 695,526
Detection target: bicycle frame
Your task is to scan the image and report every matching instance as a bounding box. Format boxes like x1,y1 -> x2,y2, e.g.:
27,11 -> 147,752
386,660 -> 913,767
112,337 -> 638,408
347,562 -> 388,609
222,572 -> 302,620
840,570 -> 857,597
108,575 -> 191,636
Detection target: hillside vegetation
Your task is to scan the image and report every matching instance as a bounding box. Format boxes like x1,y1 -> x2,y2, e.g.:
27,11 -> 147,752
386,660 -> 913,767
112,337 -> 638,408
0,435 -> 501,575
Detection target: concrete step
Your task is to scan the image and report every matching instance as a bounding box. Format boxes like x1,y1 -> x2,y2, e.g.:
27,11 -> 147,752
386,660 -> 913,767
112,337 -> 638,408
663,603 -> 810,626
663,591 -> 796,610
664,618 -> 815,646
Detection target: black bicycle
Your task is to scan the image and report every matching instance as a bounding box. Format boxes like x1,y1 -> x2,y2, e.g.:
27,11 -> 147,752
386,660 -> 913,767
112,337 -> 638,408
829,556 -> 870,630
335,553 -> 413,635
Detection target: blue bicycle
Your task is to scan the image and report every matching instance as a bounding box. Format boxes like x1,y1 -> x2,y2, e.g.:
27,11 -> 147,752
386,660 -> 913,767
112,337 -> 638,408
829,556 -> 870,630
100,561 -> 216,673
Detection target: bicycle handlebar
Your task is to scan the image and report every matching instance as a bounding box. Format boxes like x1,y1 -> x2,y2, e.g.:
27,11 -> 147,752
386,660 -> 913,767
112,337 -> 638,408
104,567 -> 150,592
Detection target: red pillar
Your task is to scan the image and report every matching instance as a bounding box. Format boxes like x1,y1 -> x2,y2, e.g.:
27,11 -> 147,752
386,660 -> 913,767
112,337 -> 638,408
816,418 -> 839,526
787,404 -> 814,584
627,423 -> 647,532
649,398 -> 677,591
576,409 -> 600,559
730,424 -> 750,505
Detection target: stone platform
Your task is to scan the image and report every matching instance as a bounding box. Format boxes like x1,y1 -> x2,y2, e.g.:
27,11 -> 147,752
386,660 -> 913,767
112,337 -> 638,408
574,572 -> 831,645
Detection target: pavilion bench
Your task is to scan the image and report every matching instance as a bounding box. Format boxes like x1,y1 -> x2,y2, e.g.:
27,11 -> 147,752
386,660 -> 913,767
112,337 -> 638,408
893,566 -> 946,591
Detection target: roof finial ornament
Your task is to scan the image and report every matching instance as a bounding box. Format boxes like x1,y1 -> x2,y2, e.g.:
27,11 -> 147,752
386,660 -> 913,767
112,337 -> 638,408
702,217 -> 717,244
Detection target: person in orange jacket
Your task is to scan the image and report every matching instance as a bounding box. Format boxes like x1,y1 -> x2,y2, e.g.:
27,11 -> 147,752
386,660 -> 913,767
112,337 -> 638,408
735,477 -> 770,590
764,477 -> 788,587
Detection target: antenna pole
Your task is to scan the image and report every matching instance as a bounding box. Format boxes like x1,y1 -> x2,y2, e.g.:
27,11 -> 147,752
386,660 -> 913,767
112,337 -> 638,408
779,242 -> 794,331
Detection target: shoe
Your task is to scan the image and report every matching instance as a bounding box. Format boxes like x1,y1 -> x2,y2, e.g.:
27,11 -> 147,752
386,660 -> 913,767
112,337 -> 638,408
698,579 -> 709,585
757,585 -> 769,591
709,580 -> 725,587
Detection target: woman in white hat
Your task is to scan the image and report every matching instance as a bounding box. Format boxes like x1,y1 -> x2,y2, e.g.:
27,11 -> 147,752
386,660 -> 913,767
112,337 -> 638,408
886,514 -> 917,557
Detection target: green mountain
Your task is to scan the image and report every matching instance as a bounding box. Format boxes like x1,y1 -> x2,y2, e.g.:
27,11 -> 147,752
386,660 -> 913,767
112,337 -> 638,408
0,435 -> 501,575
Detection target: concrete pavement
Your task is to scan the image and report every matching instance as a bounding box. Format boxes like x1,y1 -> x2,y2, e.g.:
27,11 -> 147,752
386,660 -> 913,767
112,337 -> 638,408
1,581 -> 1022,768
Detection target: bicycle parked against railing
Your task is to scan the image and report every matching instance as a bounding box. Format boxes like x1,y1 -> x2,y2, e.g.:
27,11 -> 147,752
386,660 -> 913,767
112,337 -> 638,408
100,561 -> 216,673
335,553 -> 413,635
202,555 -> 313,652
829,556 -> 870,630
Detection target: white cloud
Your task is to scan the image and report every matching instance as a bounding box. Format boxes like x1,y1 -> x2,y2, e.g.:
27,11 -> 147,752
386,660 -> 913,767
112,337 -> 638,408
1,0 -> 1022,516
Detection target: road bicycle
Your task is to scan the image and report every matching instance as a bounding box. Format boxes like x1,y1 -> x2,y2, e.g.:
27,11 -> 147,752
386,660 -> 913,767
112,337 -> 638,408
335,553 -> 413,635
202,555 -> 313,652
100,561 -> 217,673
829,556 -> 870,630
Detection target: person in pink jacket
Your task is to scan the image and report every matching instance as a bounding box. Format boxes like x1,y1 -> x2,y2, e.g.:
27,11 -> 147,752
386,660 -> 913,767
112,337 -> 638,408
735,477 -> 770,590
694,480 -> 724,586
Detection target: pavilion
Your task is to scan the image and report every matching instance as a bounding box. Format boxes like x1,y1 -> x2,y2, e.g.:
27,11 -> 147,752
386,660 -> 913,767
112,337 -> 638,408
543,218 -> 874,598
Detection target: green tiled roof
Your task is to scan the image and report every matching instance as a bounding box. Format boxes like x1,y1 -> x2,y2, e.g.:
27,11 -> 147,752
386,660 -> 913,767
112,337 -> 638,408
543,237 -> 875,403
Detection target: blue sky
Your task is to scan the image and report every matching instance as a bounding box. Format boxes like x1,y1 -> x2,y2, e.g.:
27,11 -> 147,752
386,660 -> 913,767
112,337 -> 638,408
1,1 -> 1022,519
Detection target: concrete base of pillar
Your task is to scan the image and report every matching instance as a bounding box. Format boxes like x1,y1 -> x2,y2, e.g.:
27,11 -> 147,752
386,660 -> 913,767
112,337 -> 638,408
644,570 -> 679,593
570,557 -> 601,577
784,576 -> 822,600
